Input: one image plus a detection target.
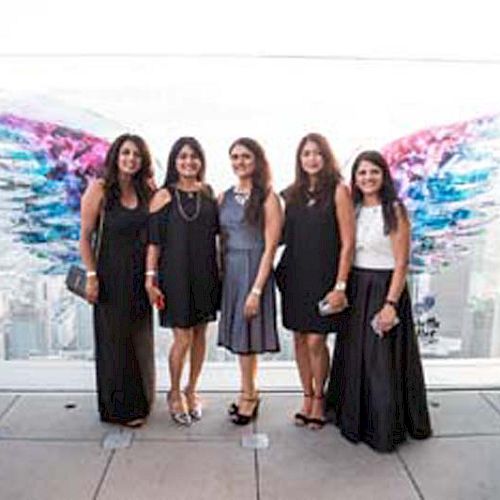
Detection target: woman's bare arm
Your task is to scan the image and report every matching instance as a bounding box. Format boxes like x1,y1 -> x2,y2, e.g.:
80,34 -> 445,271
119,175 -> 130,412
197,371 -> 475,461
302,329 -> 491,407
79,180 -> 105,303
334,183 -> 355,285
144,189 -> 171,306
386,205 -> 411,303
243,191 -> 283,318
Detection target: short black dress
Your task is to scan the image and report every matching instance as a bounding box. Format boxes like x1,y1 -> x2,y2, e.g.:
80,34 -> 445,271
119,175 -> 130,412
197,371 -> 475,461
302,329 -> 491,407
276,185 -> 348,334
94,196 -> 155,424
149,186 -> 220,328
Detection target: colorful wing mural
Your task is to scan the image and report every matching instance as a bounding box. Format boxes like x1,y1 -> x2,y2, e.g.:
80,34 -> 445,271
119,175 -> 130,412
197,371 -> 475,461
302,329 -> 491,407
1,106 -> 500,277
383,115 -> 500,274
0,112 -> 111,274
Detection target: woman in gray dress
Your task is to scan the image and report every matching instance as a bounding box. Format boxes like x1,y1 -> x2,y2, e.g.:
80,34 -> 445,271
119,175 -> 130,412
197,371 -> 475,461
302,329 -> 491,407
218,137 -> 283,425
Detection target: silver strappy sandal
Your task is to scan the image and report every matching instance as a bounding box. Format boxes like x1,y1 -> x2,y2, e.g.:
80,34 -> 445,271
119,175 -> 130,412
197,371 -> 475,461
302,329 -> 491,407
167,392 -> 192,426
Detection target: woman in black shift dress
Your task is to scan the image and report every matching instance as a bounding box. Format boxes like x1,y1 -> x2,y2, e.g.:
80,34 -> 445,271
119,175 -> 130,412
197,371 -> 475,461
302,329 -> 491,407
276,133 -> 355,429
146,137 -> 219,426
79,134 -> 155,427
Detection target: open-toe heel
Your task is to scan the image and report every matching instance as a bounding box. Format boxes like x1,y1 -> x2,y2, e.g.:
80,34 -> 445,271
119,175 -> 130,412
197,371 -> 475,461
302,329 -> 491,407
167,392 -> 192,427
294,392 -> 313,427
227,391 -> 242,417
307,395 -> 327,430
231,395 -> 260,426
184,388 -> 203,421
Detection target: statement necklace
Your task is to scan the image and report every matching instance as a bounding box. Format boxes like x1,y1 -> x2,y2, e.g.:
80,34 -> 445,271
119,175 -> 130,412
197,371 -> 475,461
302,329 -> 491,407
175,188 -> 201,222
234,186 -> 251,206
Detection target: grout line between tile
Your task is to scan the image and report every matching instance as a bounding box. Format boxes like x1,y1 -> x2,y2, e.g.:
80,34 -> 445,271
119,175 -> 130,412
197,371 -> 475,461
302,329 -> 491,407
93,449 -> 116,500
254,449 -> 261,500
396,451 -> 425,500
479,392 -> 500,418
432,432 -> 500,439
0,395 -> 20,422
0,436 -> 103,443
253,419 -> 261,500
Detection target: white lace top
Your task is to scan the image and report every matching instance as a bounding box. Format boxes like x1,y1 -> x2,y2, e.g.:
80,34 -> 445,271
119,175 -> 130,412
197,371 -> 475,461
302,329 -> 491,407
354,205 -> 395,270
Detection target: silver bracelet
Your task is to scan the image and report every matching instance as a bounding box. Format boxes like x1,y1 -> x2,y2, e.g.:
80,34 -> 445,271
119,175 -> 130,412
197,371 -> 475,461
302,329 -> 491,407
145,270 -> 157,277
86,271 -> 97,278
250,287 -> 262,297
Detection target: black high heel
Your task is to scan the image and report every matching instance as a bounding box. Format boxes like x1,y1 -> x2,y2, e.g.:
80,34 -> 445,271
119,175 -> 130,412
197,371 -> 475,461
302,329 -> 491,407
294,392 -> 313,426
227,391 -> 242,416
307,395 -> 327,430
231,396 -> 260,426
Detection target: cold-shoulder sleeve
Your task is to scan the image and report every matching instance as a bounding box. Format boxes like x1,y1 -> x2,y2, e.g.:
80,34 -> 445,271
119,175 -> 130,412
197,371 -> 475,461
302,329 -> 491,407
148,206 -> 169,245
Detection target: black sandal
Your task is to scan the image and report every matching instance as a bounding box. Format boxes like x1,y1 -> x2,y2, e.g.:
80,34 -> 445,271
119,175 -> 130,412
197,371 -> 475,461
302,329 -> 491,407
231,396 -> 260,426
228,402 -> 239,416
227,392 -> 242,417
294,393 -> 313,426
307,395 -> 327,430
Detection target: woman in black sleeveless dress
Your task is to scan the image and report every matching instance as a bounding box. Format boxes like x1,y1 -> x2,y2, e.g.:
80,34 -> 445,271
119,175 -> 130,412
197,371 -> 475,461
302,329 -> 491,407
146,137 -> 219,426
276,133 -> 355,429
79,134 -> 155,427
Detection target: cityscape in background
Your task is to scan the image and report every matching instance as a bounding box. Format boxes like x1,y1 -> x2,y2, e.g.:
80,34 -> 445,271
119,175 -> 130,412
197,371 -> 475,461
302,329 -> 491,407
1,229 -> 500,363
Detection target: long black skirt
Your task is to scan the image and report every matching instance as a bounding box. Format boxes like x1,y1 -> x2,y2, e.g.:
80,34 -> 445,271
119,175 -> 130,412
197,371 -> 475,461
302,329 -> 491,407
325,267 -> 432,452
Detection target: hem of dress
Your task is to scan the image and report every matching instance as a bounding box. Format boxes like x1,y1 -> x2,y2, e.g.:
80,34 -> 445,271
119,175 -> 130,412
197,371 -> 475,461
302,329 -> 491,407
159,314 -> 218,329
217,342 -> 281,355
333,418 -> 431,453
100,412 -> 149,425
283,325 -> 332,335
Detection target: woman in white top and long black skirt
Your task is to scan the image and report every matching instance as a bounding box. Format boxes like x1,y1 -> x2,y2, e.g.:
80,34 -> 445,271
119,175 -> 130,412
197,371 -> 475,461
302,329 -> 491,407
326,150 -> 431,452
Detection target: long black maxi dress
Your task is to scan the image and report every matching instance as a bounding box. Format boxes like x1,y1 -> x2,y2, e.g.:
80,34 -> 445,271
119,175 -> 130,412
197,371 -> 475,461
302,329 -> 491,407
325,204 -> 431,452
94,197 -> 155,424
148,187 -> 220,328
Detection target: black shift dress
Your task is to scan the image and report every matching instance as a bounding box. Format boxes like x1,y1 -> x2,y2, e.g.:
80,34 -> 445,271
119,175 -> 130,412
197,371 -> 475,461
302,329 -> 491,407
276,185 -> 348,334
149,187 -> 220,328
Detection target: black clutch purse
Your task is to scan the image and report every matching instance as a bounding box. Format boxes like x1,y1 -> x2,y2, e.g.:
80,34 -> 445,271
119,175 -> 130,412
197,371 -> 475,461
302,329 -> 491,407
65,202 -> 105,300
65,265 -> 88,299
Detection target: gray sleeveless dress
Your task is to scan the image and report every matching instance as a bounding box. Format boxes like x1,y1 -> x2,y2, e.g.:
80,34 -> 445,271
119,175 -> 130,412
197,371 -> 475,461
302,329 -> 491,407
217,187 -> 280,354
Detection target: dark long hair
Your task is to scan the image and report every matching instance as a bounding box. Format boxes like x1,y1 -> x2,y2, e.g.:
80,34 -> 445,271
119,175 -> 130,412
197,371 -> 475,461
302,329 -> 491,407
284,133 -> 342,209
102,133 -> 153,207
351,150 -> 408,234
163,137 -> 206,188
229,137 -> 271,226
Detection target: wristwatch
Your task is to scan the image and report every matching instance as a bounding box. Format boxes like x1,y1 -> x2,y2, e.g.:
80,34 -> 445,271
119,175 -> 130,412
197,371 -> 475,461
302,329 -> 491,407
334,281 -> 347,292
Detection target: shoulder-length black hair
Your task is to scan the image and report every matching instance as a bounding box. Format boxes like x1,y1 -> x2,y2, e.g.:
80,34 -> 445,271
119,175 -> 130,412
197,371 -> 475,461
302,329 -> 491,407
163,137 -> 206,188
229,137 -> 271,226
284,132 -> 342,209
351,150 -> 408,234
102,133 -> 154,207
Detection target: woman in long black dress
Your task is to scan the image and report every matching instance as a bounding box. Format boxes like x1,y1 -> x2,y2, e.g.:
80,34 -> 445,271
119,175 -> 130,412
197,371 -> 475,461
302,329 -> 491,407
79,133 -> 155,427
276,133 -> 355,429
145,137 -> 219,426
325,150 -> 432,452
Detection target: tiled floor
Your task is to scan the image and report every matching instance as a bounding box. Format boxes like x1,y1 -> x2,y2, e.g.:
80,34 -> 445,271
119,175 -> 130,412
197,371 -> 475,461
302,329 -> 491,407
1,391 -> 500,499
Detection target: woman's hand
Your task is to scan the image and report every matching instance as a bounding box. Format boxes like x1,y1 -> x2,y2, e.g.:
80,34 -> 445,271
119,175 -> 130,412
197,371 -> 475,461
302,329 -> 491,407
376,303 -> 397,334
145,283 -> 166,310
324,289 -> 348,313
243,293 -> 260,320
85,276 -> 99,304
